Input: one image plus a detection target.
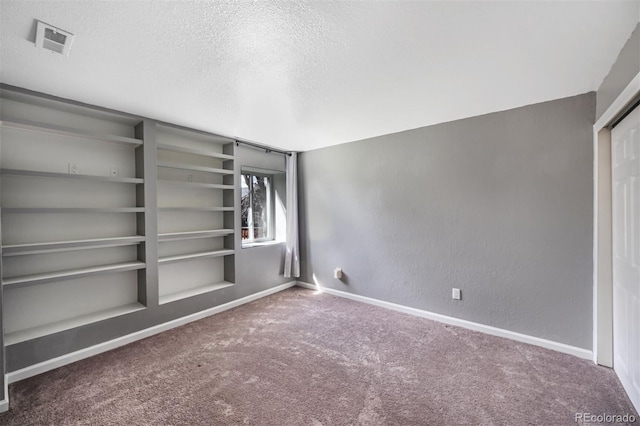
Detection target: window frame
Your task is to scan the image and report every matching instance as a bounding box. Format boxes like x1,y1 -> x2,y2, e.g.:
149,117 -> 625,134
241,170 -> 275,247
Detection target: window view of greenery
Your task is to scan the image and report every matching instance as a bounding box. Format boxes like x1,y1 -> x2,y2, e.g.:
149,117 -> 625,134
241,173 -> 273,243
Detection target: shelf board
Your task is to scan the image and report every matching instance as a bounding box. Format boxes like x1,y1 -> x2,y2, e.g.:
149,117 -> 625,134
4,302 -> 146,346
158,229 -> 234,242
2,261 -> 146,288
158,249 -> 234,264
0,168 -> 143,184
158,180 -> 233,190
157,144 -> 234,160
2,236 -> 145,256
157,160 -> 233,175
0,117 -> 142,147
2,207 -> 145,214
159,282 -> 234,305
158,207 -> 233,212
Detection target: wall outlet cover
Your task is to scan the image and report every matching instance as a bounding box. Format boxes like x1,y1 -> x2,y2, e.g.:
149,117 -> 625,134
452,288 -> 462,300
68,163 -> 79,174
334,268 -> 343,279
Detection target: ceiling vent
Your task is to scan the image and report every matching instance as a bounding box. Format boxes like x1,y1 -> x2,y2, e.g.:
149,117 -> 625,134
35,20 -> 74,57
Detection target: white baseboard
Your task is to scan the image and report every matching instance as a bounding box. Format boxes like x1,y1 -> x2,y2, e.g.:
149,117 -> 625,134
7,281 -> 297,384
0,377 -> 8,413
296,282 -> 593,360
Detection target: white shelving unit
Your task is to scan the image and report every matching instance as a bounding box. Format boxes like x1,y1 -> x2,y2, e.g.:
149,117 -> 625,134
3,261 -> 146,288
0,88 -> 147,344
0,117 -> 143,146
159,282 -> 233,305
4,302 -> 146,346
158,229 -> 234,242
156,124 -> 235,305
1,168 -> 144,184
158,249 -> 234,264
0,86 -> 239,361
157,161 -> 233,175
158,207 -> 233,212
156,143 -> 234,160
3,236 -> 146,256
2,207 -> 145,214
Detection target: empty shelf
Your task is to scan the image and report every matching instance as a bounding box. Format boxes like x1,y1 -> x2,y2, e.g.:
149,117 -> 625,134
158,249 -> 234,264
156,144 -> 234,160
158,207 -> 233,212
158,229 -> 234,242
1,118 -> 142,146
2,207 -> 145,213
159,282 -> 234,305
158,180 -> 233,190
4,303 -> 146,345
157,160 -> 233,175
2,236 -> 146,256
1,168 -> 143,184
2,261 -> 146,287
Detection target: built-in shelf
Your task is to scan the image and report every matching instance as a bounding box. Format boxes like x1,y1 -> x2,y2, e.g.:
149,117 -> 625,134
158,207 -> 233,212
158,249 -> 234,264
157,160 -> 233,175
2,261 -> 146,288
158,229 -> 234,242
157,144 -> 234,161
2,236 -> 146,256
0,87 -> 153,348
159,282 -> 234,305
2,207 -> 145,214
4,302 -> 146,346
158,180 -> 233,190
0,168 -> 143,184
0,118 -> 142,147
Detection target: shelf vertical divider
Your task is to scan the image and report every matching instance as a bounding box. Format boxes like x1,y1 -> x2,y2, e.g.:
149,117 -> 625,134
223,142 -> 236,284
0,204 -> 6,403
135,119 -> 159,307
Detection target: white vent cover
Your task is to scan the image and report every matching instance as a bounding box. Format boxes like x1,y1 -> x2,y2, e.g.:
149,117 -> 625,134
35,20 -> 74,57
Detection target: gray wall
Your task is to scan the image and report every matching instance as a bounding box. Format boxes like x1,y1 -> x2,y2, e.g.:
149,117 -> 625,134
0,218 -> 4,402
231,145 -> 290,293
299,93 -> 595,349
596,23 -> 640,121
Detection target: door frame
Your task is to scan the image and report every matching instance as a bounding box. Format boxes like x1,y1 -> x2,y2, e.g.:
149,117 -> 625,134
593,71 -> 640,367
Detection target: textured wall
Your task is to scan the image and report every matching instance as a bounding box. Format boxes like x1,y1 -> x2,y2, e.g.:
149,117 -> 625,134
0,219 -> 4,402
231,145 -> 290,294
596,23 -> 640,121
299,93 -> 595,349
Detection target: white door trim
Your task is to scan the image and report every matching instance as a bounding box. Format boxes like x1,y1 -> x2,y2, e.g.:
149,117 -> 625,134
593,71 -> 640,367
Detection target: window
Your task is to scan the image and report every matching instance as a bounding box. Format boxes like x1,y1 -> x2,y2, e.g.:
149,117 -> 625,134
241,172 -> 273,244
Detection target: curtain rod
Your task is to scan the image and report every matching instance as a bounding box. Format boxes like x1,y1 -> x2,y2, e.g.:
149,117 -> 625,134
235,139 -> 292,156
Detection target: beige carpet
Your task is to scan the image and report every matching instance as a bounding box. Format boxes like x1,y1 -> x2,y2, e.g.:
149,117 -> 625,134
0,287 -> 636,425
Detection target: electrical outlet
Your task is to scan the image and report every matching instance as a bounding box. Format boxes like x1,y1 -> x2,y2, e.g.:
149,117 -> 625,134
110,167 -> 119,177
452,288 -> 462,300
333,268 -> 343,279
68,163 -> 79,175
188,174 -> 193,182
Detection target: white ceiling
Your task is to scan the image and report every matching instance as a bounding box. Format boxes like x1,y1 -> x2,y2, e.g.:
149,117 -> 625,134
1,1 -> 638,151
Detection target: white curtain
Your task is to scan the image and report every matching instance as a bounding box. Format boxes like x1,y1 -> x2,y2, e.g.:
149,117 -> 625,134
284,152 -> 300,278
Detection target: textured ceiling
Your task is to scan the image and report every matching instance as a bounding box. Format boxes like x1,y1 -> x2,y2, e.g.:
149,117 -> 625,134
1,1 -> 638,151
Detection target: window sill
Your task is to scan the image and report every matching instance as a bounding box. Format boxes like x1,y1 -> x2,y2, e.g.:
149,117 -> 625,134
242,240 -> 284,249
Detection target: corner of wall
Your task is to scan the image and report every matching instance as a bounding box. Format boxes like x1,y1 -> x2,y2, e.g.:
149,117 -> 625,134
596,23 -> 640,121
